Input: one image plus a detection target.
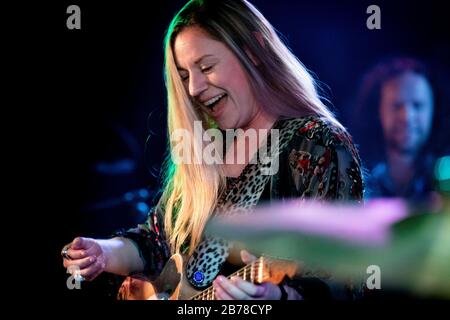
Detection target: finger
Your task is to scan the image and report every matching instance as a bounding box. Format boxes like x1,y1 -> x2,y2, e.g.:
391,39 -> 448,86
67,244 -> 98,260
80,259 -> 106,281
214,285 -> 234,300
240,250 -> 257,264
71,237 -> 85,250
71,237 -> 92,250
231,276 -> 266,297
214,276 -> 249,300
63,256 -> 87,268
64,255 -> 97,270
259,282 -> 283,300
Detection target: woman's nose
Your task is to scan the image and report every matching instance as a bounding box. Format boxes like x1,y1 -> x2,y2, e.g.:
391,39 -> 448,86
189,72 -> 208,97
397,103 -> 416,124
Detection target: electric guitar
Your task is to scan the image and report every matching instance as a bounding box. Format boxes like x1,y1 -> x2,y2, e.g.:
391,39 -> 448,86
124,254 -> 300,300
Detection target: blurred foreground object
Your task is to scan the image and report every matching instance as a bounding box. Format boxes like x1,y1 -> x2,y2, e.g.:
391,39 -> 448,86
207,159 -> 450,298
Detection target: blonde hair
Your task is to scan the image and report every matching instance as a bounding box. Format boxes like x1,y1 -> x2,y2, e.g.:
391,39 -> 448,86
161,0 -> 346,254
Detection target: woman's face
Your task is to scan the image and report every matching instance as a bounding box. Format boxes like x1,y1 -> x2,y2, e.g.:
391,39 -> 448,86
379,72 -> 434,155
173,26 -> 261,129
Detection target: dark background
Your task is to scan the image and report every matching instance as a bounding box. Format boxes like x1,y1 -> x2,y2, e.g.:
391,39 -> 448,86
32,0 -> 449,300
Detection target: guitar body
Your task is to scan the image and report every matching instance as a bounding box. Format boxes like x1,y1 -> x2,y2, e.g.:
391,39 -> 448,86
117,254 -> 300,300
146,254 -> 200,300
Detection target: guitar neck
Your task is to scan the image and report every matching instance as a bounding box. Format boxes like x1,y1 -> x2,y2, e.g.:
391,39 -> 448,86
191,256 -> 269,300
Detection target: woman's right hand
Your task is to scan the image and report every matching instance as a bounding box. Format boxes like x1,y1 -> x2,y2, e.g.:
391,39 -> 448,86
62,237 -> 108,281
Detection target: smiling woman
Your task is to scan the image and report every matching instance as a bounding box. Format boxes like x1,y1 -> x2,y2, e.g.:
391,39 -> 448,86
62,0 -> 364,300
173,25 -> 262,129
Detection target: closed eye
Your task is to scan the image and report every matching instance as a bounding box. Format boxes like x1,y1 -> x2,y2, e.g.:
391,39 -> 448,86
201,65 -> 214,73
178,64 -> 214,82
179,72 -> 189,81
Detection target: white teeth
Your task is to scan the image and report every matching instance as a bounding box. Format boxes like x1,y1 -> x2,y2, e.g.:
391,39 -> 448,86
204,93 -> 226,107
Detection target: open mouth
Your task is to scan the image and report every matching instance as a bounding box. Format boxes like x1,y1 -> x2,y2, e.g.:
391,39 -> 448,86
203,93 -> 227,112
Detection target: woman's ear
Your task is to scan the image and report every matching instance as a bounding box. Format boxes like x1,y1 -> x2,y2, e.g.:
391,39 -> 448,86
245,48 -> 259,66
245,31 -> 265,66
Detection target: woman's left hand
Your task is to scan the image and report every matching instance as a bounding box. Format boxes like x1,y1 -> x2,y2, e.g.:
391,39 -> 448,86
212,250 -> 282,300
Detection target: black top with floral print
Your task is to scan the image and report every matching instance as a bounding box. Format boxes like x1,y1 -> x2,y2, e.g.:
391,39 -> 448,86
116,115 -> 364,299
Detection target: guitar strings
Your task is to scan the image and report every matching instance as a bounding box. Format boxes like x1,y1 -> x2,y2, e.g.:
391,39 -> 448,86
191,258 -> 268,300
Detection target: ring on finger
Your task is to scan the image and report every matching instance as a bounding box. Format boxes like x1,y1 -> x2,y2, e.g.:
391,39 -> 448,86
61,243 -> 73,260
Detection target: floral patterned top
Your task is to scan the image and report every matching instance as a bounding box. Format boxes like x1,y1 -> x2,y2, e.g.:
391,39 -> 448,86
116,115 -> 364,299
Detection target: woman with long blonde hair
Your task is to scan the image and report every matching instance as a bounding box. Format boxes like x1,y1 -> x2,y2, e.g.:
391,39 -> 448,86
62,0 -> 363,300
